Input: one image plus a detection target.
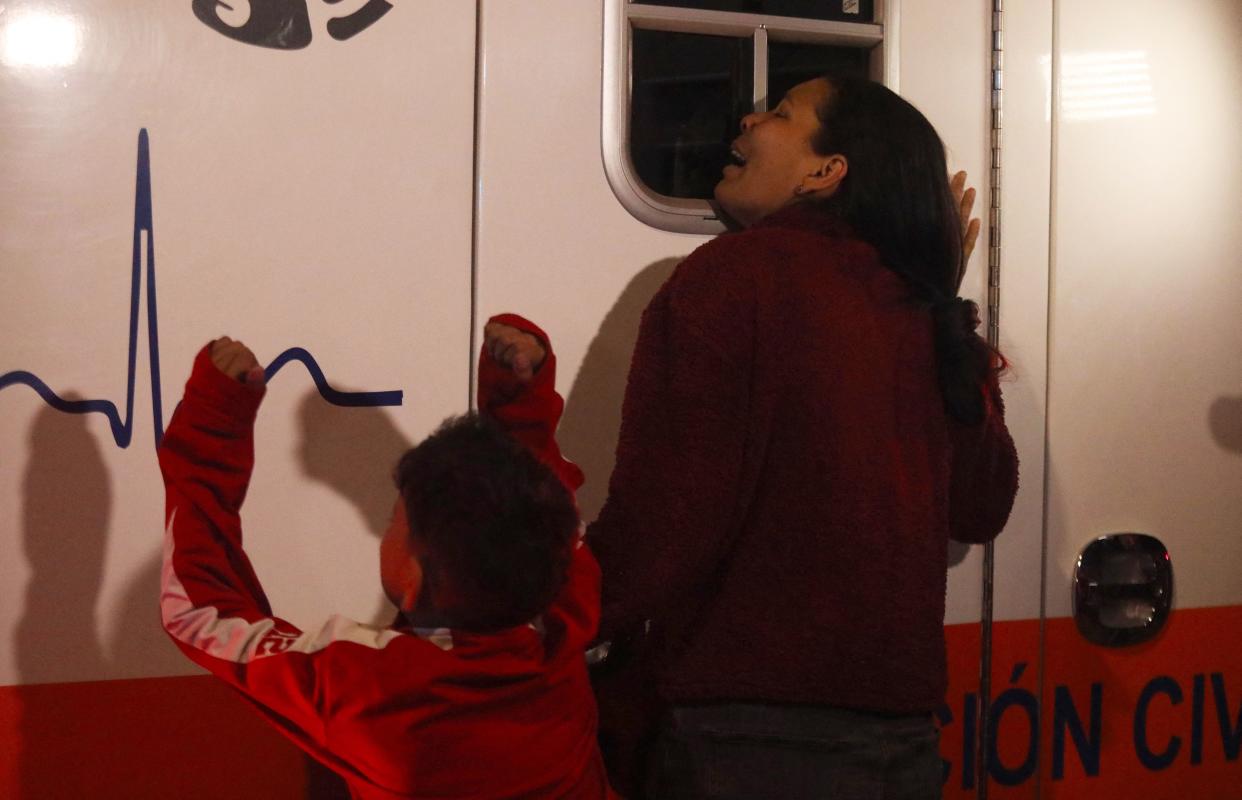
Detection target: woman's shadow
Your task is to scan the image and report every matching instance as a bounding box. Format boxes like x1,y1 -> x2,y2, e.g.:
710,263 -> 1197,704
558,258 -> 681,523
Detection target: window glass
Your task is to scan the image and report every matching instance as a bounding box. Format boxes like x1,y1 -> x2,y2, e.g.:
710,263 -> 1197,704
766,40 -> 872,109
630,29 -> 753,199
637,0 -> 875,24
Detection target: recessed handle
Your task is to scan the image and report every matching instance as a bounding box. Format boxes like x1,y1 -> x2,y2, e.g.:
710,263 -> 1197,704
1073,533 -> 1173,647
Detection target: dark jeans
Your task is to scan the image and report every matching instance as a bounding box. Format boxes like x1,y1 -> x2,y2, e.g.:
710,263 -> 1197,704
646,703 -> 941,800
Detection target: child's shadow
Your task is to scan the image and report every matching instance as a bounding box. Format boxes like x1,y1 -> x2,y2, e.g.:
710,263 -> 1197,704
295,390 -> 412,624
295,390 -> 414,798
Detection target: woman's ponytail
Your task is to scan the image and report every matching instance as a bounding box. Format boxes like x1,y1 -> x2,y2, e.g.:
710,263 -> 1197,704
930,297 -> 1004,425
809,73 -> 1009,426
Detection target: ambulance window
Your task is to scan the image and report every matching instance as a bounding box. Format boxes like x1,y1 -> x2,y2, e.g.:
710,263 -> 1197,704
631,30 -> 754,200
767,41 -> 872,109
603,0 -> 894,234
640,0 -> 875,24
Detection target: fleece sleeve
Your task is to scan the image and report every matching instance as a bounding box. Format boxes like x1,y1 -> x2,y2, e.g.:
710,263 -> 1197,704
478,313 -> 584,495
586,245 -> 754,643
947,372 -> 1020,544
478,314 -> 601,649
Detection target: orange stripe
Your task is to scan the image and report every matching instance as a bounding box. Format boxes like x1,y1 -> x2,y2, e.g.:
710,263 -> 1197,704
4,607 -> 1240,798
943,605 -> 1242,799
0,674 -> 335,800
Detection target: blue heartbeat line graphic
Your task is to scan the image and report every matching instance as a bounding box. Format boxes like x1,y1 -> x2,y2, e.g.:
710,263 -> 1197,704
0,129 -> 403,450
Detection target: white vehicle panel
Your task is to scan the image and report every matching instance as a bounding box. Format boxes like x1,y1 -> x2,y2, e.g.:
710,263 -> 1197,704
0,1 -> 478,687
1047,0 -> 1242,616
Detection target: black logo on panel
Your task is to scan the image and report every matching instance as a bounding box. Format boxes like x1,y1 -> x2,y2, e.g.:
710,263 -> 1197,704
192,0 -> 394,49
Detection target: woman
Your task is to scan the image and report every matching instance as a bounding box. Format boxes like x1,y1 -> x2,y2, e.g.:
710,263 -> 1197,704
582,74 -> 1019,799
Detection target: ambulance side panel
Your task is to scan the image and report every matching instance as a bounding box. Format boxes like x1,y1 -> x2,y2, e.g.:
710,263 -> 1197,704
0,3 -> 477,796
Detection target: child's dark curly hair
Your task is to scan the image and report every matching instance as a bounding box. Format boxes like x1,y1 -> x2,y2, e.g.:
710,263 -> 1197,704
393,413 -> 578,631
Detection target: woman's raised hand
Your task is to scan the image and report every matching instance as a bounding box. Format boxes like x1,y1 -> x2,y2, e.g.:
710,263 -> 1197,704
951,170 -> 982,265
483,322 -> 547,383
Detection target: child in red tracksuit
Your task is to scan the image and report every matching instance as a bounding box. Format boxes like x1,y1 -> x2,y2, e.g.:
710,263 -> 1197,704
158,315 -> 611,799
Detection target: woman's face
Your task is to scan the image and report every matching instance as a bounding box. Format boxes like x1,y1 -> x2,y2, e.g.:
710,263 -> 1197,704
714,77 -> 834,228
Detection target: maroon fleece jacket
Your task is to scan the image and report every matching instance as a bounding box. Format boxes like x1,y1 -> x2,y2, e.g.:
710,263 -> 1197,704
587,203 -> 1019,714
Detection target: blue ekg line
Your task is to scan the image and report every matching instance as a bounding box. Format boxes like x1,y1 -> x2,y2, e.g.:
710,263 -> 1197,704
0,129 -> 403,450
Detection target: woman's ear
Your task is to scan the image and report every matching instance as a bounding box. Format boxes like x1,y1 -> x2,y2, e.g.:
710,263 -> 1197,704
800,154 -> 848,197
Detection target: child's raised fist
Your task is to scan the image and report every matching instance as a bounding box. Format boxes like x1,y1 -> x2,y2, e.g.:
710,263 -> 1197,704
210,336 -> 266,389
483,323 -> 546,383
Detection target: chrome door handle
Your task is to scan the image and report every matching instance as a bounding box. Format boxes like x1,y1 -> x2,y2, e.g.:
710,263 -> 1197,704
1073,533 -> 1173,647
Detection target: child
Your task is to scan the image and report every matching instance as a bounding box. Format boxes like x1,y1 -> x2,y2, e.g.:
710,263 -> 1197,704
158,315 -> 611,799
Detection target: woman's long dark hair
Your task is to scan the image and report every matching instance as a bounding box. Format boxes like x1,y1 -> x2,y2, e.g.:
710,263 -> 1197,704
810,74 -> 1005,425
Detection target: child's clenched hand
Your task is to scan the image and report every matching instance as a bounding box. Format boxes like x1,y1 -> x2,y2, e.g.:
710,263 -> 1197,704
210,336 -> 266,390
484,323 -> 546,383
